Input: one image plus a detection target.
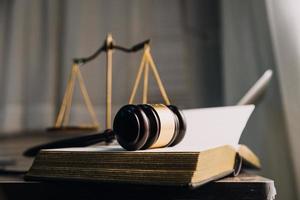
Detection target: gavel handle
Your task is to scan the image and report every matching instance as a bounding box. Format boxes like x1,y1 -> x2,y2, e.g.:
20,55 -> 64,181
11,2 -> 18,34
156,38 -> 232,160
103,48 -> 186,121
23,129 -> 115,157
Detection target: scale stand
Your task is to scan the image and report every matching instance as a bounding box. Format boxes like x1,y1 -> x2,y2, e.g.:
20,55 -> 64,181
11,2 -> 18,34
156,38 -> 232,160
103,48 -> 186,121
48,34 -> 150,132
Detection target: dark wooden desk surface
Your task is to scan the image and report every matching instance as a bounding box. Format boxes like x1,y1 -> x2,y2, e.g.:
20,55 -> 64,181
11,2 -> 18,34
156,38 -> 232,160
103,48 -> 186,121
0,129 -> 100,171
0,172 -> 276,200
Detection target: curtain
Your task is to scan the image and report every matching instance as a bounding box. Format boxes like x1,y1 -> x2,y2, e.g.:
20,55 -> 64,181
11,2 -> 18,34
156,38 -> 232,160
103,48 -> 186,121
222,0 -> 298,199
0,0 -> 223,131
266,0 -> 300,198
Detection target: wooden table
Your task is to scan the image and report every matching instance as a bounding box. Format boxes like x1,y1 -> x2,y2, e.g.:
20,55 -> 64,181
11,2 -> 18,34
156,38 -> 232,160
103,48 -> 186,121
0,172 -> 276,200
0,129 -> 100,171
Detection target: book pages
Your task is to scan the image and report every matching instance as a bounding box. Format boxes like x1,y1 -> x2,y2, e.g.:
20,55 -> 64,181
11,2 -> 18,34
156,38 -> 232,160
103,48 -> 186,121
174,105 -> 255,151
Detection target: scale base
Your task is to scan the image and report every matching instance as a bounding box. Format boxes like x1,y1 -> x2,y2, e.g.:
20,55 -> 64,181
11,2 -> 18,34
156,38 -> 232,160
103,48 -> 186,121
46,126 -> 99,133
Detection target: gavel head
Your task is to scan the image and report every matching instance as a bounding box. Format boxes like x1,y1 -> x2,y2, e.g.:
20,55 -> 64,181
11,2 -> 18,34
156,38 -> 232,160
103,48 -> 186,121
113,104 -> 186,151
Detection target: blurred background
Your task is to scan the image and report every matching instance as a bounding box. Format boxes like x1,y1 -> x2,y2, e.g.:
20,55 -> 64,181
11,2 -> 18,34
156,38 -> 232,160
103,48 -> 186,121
0,0 -> 299,199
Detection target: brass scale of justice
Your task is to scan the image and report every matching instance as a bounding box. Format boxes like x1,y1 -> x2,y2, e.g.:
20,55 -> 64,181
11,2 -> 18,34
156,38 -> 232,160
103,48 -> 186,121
24,34 -> 186,156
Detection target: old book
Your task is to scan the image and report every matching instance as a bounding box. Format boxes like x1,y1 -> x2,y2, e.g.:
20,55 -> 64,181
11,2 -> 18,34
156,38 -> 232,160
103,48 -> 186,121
26,105 -> 257,187
25,144 -> 259,187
